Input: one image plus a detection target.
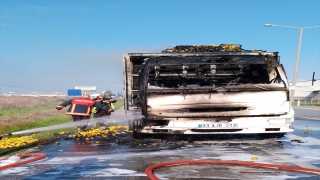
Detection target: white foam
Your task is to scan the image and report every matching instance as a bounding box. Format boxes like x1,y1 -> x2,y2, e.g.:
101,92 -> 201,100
0,156 -> 20,167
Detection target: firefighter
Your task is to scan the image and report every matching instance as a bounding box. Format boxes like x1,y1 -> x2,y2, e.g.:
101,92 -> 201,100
55,94 -> 96,122
103,96 -> 117,115
91,95 -> 113,118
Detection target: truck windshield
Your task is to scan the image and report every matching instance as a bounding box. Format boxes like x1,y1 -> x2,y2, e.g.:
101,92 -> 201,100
145,63 -> 285,90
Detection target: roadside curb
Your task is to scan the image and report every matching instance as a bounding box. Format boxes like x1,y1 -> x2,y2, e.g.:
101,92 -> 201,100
292,106 -> 320,110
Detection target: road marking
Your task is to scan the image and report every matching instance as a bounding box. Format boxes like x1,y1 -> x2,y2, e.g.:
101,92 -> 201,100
295,116 -> 320,121
250,143 -> 320,169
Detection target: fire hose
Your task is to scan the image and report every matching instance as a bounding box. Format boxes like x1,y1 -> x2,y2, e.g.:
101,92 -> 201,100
145,160 -> 320,180
1,153 -> 320,178
0,152 -> 47,170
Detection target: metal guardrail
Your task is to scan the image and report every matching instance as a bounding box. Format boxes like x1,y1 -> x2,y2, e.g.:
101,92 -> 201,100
294,99 -> 320,106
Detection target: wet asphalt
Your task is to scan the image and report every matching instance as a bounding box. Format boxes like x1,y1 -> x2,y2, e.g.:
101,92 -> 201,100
0,107 -> 320,180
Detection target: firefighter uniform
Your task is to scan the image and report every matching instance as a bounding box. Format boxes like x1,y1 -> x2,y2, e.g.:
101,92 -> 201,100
56,96 -> 96,122
91,95 -> 113,118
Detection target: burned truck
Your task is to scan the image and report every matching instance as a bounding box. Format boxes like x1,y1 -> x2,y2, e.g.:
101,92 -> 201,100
123,44 -> 294,138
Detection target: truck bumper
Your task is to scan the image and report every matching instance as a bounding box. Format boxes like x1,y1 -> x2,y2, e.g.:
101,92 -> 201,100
140,115 -> 294,135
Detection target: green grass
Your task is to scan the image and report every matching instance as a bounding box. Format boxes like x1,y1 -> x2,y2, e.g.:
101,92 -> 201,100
0,99 -> 124,157
0,127 -> 75,157
32,127 -> 75,140
111,101 -> 124,110
2,115 -> 72,134
0,105 -> 54,118
292,103 -> 320,107
1,101 -> 124,135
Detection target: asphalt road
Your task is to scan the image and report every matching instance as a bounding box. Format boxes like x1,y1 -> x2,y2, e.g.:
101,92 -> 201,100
1,107 -> 320,180
293,106 -> 320,120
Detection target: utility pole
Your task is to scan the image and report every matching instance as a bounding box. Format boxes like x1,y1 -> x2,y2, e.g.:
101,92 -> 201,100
264,24 -> 320,103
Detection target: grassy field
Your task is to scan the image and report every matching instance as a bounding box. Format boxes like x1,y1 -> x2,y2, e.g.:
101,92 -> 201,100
0,96 -> 124,135
0,96 -> 123,157
0,96 -> 124,156
0,96 -> 124,155
292,103 -> 320,108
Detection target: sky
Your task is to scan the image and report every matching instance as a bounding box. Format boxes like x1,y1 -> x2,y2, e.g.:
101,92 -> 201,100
0,0 -> 319,95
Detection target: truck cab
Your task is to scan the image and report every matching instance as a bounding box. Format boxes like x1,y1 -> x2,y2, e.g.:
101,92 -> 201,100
123,44 -> 294,138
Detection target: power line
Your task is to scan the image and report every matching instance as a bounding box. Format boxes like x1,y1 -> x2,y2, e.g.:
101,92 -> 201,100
0,84 -> 57,92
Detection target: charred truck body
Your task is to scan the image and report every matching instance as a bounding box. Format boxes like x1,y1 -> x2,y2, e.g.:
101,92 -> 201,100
123,44 -> 294,138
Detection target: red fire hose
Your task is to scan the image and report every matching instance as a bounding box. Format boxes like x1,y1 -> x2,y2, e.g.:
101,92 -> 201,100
145,160 -> 320,180
0,152 -> 47,170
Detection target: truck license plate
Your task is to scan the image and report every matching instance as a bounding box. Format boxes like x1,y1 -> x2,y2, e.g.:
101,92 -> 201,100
198,123 -> 238,128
